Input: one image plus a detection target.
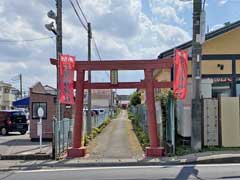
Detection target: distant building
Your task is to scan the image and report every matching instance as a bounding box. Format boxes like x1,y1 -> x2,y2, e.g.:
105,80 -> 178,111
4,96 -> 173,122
11,87 -> 21,100
0,81 -> 18,110
117,95 -> 130,109
84,89 -> 113,109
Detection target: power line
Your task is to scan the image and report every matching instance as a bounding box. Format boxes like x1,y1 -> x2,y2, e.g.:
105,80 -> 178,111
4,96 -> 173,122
75,0 -> 88,24
69,0 -> 109,78
92,37 -> 102,61
69,0 -> 88,31
0,36 -> 54,43
92,37 -> 110,77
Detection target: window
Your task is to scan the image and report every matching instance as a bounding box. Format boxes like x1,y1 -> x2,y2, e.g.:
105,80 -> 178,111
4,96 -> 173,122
32,102 -> 47,119
0,87 -> 2,91
11,111 -> 25,116
4,88 -> 10,94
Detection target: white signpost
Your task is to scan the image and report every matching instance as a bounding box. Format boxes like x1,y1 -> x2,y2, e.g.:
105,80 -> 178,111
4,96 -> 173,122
37,107 -> 44,153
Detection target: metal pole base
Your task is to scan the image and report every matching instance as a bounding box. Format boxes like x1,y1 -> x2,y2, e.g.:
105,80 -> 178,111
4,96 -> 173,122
67,147 -> 86,158
145,147 -> 165,157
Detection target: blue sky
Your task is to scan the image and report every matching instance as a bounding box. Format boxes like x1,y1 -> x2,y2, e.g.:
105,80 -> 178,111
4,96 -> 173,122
0,0 -> 239,95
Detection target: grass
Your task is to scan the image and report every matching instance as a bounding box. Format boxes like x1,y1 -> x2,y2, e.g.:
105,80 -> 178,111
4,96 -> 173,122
175,145 -> 196,156
84,117 -> 111,146
203,146 -> 240,152
174,145 -> 240,156
112,107 -> 121,119
128,110 -> 149,150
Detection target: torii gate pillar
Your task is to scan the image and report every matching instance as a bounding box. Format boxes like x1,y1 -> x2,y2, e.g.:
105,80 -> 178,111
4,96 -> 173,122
67,70 -> 86,157
144,69 -> 164,156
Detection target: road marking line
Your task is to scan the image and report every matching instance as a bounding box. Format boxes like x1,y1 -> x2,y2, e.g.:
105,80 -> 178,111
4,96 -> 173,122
15,163 -> 240,173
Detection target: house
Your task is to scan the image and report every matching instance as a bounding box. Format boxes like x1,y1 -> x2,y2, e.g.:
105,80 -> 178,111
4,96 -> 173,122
155,20 -> 240,142
84,89 -> 113,109
139,20 -> 240,103
117,95 -> 130,109
157,20 -> 240,97
29,82 -> 72,140
0,81 -> 17,110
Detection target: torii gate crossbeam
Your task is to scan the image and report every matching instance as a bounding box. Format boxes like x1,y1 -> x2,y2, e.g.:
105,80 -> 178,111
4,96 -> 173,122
51,58 -> 173,157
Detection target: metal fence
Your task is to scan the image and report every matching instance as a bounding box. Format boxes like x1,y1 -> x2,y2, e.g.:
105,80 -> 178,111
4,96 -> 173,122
53,109 -> 110,159
53,118 -> 73,159
83,109 -> 110,135
129,104 -> 148,134
129,97 -> 175,153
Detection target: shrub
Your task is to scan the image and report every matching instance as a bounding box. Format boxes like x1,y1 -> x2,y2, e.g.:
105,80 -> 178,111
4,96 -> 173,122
128,111 -> 149,149
84,117 -> 112,146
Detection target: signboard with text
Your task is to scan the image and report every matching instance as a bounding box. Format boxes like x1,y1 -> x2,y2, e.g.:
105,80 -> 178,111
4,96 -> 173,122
174,49 -> 188,99
59,54 -> 75,104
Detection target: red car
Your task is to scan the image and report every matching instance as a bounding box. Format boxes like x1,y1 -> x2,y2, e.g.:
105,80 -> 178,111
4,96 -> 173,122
0,110 -> 28,135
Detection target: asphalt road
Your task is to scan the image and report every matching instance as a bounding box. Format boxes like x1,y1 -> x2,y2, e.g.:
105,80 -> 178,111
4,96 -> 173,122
0,132 -> 51,155
1,164 -> 240,180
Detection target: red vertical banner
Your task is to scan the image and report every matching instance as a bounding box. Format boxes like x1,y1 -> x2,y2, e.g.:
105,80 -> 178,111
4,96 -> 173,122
59,54 -> 76,104
174,49 -> 188,99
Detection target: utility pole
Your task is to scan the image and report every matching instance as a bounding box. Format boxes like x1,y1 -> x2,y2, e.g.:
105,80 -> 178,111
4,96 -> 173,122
54,0 -> 62,160
56,0 -> 62,121
87,22 -> 92,135
19,73 -> 22,99
191,0 -> 203,150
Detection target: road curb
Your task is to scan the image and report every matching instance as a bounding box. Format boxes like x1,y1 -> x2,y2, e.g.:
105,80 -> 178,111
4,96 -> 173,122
1,156 -> 240,172
0,154 -> 51,160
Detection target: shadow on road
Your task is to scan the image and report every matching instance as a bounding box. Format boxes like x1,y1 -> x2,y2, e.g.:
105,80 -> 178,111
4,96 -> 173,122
172,165 -> 204,180
0,139 -> 50,146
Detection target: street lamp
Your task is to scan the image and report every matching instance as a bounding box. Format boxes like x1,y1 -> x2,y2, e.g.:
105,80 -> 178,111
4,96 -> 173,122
45,22 -> 58,35
45,10 -> 58,35
48,10 -> 57,20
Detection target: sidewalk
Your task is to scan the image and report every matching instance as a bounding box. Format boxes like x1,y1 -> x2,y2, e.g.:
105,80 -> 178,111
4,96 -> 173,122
0,133 -> 52,160
1,150 -> 240,171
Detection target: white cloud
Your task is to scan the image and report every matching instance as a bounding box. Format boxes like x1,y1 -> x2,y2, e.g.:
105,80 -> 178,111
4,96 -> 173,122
210,24 -> 224,32
152,6 -> 185,24
150,0 -> 192,12
219,0 -> 229,5
0,0 -> 190,94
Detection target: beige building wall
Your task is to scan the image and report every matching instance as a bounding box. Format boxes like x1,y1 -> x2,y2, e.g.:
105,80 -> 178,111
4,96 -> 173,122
220,97 -> 240,147
202,28 -> 240,54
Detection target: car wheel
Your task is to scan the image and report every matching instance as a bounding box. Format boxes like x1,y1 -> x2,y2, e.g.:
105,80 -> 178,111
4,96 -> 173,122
20,130 -> 27,135
1,127 -> 8,136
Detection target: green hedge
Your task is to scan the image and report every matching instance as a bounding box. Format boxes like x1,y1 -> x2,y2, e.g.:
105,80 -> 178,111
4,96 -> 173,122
128,110 -> 149,150
84,117 -> 111,146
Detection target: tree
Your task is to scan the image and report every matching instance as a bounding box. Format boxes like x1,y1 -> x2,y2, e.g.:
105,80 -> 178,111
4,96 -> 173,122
130,92 -> 141,106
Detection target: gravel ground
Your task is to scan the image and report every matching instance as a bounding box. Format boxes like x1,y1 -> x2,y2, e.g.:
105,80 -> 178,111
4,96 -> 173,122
86,110 -> 144,159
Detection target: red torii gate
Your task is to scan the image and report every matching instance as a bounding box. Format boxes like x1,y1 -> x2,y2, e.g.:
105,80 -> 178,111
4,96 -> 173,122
51,58 -> 173,157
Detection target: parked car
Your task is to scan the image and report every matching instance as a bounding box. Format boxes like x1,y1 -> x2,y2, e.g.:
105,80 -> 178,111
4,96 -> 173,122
0,110 -> 28,135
